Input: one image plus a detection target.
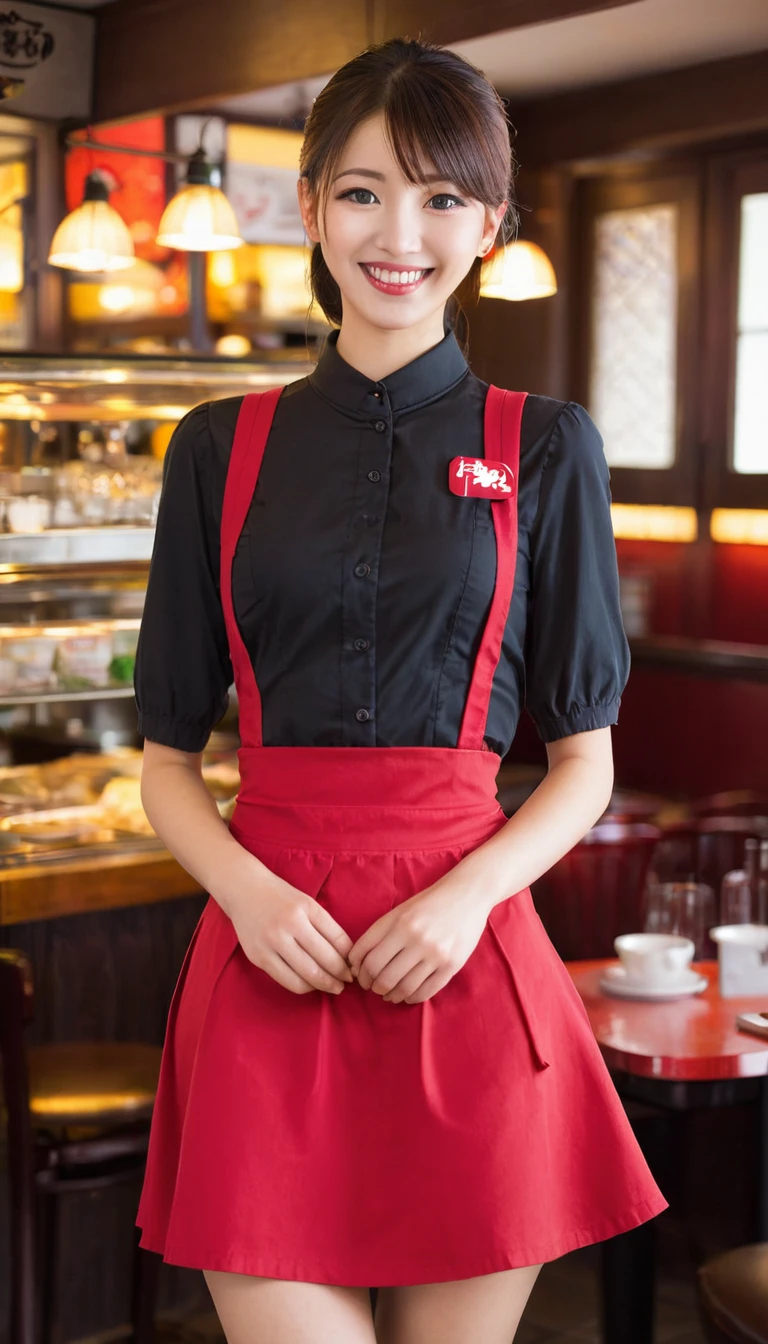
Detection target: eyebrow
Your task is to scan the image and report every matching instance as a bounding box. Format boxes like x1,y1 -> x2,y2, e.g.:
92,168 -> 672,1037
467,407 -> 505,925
332,168 -> 452,185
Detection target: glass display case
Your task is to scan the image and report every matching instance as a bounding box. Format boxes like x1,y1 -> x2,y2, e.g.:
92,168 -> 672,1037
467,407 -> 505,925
0,350 -> 311,869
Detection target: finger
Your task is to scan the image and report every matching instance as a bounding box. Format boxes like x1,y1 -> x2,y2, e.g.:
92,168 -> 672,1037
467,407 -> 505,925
347,912 -> 394,975
282,939 -> 349,995
309,903 -> 354,961
370,946 -> 424,997
264,952 -> 317,995
382,959 -> 432,1003
357,931 -> 406,990
296,921 -> 354,983
402,965 -> 454,1004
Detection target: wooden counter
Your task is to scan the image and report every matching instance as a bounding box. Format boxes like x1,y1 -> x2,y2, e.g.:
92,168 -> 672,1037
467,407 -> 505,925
0,846 -> 203,925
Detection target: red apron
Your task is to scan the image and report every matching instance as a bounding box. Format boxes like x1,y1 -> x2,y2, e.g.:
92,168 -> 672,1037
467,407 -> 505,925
136,384 -> 667,1285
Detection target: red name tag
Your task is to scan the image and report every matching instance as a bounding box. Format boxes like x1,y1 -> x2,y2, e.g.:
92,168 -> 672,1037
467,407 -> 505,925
449,457 -> 515,499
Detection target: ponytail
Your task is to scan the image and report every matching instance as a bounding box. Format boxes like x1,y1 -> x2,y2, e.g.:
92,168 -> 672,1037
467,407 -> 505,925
309,242 -> 343,328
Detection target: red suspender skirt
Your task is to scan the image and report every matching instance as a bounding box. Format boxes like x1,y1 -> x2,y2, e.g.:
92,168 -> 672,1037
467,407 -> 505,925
136,386 -> 667,1285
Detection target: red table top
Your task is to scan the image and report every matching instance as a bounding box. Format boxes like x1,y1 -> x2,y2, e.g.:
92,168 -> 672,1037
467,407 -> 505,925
567,959 -> 768,1081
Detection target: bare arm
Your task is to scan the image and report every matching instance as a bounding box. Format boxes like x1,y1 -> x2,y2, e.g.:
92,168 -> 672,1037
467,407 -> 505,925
140,740 -> 354,993
347,726 -> 616,995
453,726 -> 614,916
140,739 -> 260,912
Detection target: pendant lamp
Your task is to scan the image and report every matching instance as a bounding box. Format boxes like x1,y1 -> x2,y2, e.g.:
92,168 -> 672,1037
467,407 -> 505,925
479,240 -> 557,301
156,148 -> 243,252
48,171 -> 135,273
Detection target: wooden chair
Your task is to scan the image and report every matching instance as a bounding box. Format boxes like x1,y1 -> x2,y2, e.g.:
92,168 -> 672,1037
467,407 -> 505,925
0,948 -> 163,1344
697,1243 -> 768,1343
531,821 -> 661,961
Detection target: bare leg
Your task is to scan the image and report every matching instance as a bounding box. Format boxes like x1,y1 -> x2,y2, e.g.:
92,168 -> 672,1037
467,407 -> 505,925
204,1271 -> 378,1344
373,1264 -> 544,1344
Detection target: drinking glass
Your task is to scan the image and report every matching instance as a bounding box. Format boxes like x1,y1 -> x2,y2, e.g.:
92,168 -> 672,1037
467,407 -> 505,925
643,880 -> 717,959
720,871 -> 754,925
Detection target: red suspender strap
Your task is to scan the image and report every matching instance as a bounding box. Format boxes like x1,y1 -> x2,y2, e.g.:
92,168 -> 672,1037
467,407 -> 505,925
457,386 -> 527,752
219,387 -> 283,749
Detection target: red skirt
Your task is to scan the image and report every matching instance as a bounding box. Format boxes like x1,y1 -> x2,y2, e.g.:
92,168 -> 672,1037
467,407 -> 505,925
136,746 -> 667,1285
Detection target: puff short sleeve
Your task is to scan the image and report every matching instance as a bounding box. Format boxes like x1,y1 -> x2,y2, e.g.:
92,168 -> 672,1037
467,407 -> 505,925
524,401 -> 630,743
134,404 -> 233,751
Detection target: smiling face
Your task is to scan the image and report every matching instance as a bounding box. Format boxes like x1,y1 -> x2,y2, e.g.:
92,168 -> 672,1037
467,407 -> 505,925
298,111 -> 506,340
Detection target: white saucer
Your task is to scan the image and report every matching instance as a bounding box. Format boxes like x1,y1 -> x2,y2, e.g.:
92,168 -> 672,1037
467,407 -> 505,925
599,964 -> 709,1001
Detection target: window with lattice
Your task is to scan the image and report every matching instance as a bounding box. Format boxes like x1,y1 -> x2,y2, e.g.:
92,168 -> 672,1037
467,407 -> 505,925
589,203 -> 678,471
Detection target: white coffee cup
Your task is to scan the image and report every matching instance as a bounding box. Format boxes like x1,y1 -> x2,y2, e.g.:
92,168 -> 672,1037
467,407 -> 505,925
614,933 -> 695,986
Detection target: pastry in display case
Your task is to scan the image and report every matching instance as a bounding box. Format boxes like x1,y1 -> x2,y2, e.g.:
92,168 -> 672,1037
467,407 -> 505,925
0,351 -> 310,869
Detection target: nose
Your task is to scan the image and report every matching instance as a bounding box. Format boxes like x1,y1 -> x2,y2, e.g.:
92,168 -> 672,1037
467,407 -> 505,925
372,199 -> 423,261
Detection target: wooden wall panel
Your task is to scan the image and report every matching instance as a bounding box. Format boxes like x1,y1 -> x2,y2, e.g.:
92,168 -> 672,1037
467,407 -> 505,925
465,165 -> 572,398
513,49 -> 768,167
0,894 -> 206,1046
612,669 -> 768,797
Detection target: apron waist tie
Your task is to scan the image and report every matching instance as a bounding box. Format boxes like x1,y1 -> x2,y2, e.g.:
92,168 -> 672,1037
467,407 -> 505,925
230,746 -> 506,851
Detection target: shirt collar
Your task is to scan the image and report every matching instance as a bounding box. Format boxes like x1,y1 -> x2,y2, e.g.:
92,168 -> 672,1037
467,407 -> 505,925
309,326 -> 469,417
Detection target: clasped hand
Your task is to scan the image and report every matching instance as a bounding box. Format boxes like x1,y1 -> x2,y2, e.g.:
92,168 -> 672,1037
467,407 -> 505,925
347,872 -> 490,1004
226,861 -> 490,1002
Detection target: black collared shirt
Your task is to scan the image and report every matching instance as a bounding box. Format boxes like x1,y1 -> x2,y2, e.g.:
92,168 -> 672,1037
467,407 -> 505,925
134,328 -> 630,755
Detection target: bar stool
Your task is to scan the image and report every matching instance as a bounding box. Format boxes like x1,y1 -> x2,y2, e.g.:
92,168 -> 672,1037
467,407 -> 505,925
0,948 -> 163,1344
697,1243 -> 768,1343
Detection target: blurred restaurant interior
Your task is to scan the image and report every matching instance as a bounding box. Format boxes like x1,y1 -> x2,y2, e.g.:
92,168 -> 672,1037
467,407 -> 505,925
0,0 -> 767,1342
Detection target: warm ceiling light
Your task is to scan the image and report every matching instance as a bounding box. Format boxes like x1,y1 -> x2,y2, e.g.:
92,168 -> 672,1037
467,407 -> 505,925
479,240 -> 557,301
48,171 -> 135,273
215,333 -> 252,357
711,509 -> 768,545
156,149 -> 243,252
0,218 -> 22,292
610,504 -> 698,542
209,249 -> 238,288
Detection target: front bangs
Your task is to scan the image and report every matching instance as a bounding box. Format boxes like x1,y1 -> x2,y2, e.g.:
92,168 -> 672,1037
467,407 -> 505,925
383,77 -> 497,205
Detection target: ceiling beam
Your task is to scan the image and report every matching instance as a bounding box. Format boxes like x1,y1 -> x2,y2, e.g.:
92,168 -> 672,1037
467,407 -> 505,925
93,0 -> 638,124
92,0 -> 369,123
372,0 -> 634,45
512,48 -> 768,166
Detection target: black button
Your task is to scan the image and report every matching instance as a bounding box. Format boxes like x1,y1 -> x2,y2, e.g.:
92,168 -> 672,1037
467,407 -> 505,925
367,469 -> 381,483
354,562 -> 370,578
372,419 -> 387,433
355,708 -> 371,722
354,638 -> 370,652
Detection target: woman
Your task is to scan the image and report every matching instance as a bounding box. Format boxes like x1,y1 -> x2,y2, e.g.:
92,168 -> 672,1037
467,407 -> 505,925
134,37 -> 667,1344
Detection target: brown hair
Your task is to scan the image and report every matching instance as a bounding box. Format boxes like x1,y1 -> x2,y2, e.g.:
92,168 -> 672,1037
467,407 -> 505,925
299,37 -> 519,348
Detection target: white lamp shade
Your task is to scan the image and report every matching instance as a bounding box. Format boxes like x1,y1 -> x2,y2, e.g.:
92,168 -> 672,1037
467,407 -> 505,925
479,240 -> 557,301
48,199 -> 135,273
156,184 -> 243,252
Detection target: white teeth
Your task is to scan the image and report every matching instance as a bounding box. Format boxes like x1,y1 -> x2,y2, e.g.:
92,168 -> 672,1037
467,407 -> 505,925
365,265 -> 426,285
